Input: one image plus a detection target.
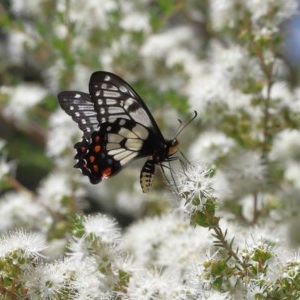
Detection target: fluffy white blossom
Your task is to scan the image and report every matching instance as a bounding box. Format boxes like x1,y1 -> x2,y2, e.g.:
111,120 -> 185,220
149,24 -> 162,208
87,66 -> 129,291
185,43 -> 259,115
126,268 -> 191,300
38,171 -> 86,212
189,131 -> 235,164
3,84 -> 47,121
83,214 -> 120,243
269,129 -> 300,163
10,0 -> 44,16
175,164 -> 215,210
0,192 -> 52,232
210,0 -> 298,31
221,151 -> 266,197
120,11 -> 150,33
122,212 -> 211,272
0,229 -> 46,259
47,109 -> 81,158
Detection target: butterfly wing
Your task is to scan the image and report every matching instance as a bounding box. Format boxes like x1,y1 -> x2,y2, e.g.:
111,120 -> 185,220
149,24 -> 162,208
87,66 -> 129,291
57,91 -> 98,139
57,71 -> 170,192
74,118 -> 157,185
89,71 -> 165,141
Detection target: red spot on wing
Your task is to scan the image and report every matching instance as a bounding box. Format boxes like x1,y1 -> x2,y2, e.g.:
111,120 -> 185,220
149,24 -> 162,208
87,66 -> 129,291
102,167 -> 112,179
94,145 -> 101,152
93,165 -> 99,172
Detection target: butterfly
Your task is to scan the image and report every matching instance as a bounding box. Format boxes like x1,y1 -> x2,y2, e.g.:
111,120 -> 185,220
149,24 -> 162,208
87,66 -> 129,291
58,71 -> 195,192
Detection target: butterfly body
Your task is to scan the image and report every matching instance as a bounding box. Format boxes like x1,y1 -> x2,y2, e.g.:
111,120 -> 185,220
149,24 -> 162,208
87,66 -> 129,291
58,71 -> 179,192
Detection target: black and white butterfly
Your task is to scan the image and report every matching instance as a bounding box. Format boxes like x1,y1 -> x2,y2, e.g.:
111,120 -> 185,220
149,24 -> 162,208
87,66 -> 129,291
58,71 -> 194,193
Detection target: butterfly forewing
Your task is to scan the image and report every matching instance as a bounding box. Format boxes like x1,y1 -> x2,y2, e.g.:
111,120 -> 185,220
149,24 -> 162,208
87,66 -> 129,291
57,91 -> 98,139
89,72 -> 165,141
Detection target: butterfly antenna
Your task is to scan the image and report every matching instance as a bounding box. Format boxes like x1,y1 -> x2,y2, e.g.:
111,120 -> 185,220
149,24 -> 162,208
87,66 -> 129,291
175,110 -> 198,138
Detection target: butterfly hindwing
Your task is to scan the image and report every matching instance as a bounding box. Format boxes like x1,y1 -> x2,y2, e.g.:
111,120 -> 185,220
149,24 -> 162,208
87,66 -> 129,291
74,118 -> 156,184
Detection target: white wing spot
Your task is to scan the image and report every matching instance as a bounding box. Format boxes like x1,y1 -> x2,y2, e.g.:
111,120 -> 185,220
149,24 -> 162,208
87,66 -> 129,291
103,91 -> 121,98
124,98 -> 134,110
70,105 -> 74,111
119,119 -> 126,126
109,148 -> 126,155
98,99 -> 103,105
100,108 -> 106,114
114,150 -> 132,160
81,119 -> 87,124
75,112 -> 80,117
108,133 -> 123,143
106,143 -> 120,150
108,107 -> 124,114
120,152 -> 138,166
132,124 -> 149,140
104,75 -> 111,81
75,94 -> 81,99
119,85 -> 128,93
119,127 -> 137,139
96,91 -> 100,96
106,99 -> 117,105
125,138 -> 143,151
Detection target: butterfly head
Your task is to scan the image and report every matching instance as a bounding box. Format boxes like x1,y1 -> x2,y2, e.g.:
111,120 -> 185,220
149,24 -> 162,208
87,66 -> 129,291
167,138 -> 179,156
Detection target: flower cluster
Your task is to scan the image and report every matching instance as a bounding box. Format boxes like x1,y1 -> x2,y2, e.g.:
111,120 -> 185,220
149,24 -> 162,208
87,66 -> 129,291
1,0 -> 300,298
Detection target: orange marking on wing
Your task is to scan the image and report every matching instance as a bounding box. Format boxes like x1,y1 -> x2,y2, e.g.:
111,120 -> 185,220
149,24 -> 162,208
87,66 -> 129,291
94,135 -> 100,143
80,146 -> 87,153
93,165 -> 99,172
94,145 -> 101,152
102,167 -> 112,179
89,155 -> 95,163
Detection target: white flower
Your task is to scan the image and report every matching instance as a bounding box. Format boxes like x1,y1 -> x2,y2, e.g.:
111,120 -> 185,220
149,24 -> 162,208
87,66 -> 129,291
285,163 -> 300,190
10,0 -> 43,16
210,0 -> 298,31
221,151 -> 266,197
47,109 -> 81,158
209,0 -> 244,30
247,0 -> 298,24
6,30 -> 35,64
0,192 -> 52,232
3,84 -> 47,121
0,229 -> 46,259
122,212 -> 212,276
120,11 -> 150,33
0,156 -> 15,180
127,268 -> 191,300
65,0 -> 118,32
69,214 -> 120,262
175,164 -> 215,209
26,257 -> 107,299
185,43 -> 258,115
83,214 -> 120,243
38,171 -> 86,212
269,129 -> 300,163
189,131 -> 235,164
141,26 -> 195,60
